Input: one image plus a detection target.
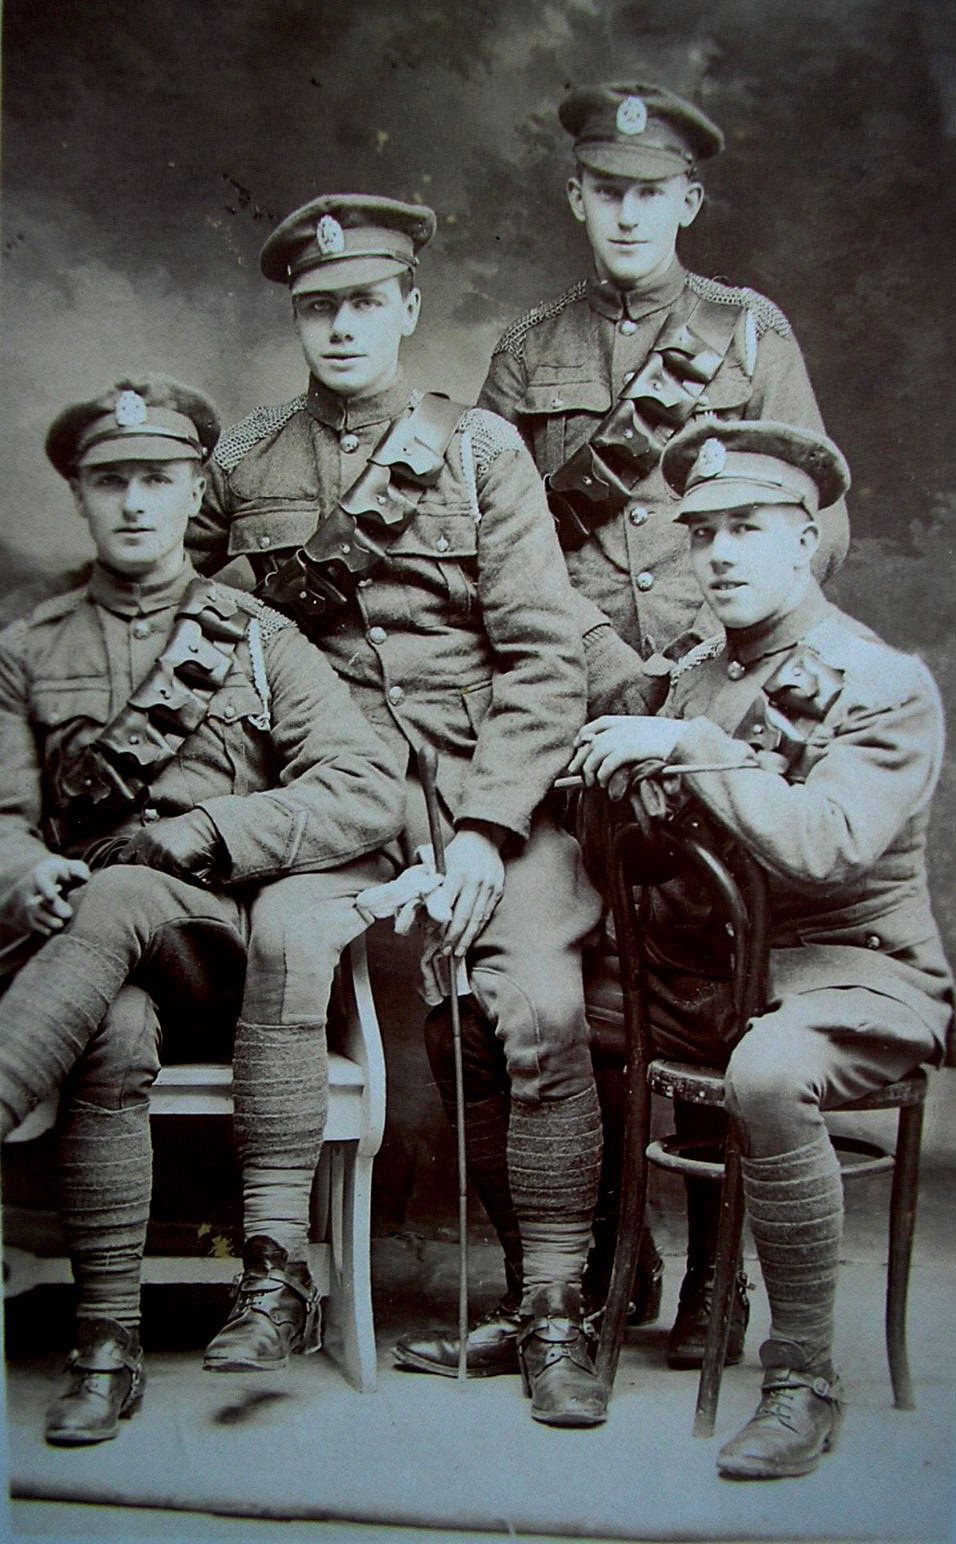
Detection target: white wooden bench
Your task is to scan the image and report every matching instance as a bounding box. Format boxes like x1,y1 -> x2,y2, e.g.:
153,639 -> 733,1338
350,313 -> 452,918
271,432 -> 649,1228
2,933 -> 385,1391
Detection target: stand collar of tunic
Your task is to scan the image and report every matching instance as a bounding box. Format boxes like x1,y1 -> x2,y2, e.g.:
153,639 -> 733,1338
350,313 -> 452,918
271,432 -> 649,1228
306,369 -> 414,432
586,258 -> 686,323
88,559 -> 196,618
725,582 -> 833,668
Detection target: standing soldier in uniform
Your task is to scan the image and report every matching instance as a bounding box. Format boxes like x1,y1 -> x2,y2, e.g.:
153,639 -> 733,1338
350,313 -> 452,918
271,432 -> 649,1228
188,196 -> 610,1427
570,418 -> 950,1477
403,80 -> 854,1382
0,377 -> 404,1444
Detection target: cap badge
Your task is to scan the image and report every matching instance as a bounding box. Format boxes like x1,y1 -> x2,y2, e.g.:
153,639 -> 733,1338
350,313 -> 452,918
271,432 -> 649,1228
316,215 -> 345,256
616,95 -> 648,136
695,438 -> 727,479
113,390 -> 148,428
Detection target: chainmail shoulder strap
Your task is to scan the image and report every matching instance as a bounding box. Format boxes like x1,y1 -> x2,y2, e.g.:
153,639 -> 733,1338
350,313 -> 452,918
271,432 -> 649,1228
491,281 -> 589,364
213,396 -> 309,475
686,274 -> 792,341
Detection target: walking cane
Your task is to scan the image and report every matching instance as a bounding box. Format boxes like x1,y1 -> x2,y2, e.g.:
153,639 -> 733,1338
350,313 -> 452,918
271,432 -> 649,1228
416,744 -> 470,1385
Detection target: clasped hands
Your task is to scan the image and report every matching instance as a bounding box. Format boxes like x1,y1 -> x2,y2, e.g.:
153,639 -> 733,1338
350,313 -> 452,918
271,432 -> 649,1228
568,714 -> 684,800
356,827 -> 505,959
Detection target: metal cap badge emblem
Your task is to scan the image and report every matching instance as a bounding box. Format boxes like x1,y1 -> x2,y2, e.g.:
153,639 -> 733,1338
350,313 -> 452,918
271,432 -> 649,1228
616,95 -> 648,136
695,438 -> 727,479
113,390 -> 149,428
316,215 -> 346,256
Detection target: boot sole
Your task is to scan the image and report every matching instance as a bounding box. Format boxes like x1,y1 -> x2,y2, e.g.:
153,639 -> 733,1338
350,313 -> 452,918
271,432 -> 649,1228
203,1353 -> 291,1373
529,1405 -> 608,1428
393,1346 -> 519,1378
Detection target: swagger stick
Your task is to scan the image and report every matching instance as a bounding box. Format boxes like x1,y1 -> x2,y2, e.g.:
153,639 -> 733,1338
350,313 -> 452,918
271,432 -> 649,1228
416,744 -> 469,1385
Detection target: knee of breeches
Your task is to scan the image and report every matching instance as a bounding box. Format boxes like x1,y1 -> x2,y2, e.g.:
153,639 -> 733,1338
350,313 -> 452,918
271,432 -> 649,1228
65,986 -> 161,1110
724,1022 -> 816,1125
243,883 -> 357,1026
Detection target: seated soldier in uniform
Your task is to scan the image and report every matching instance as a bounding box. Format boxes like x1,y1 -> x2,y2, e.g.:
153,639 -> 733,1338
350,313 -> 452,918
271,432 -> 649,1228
0,377 -> 404,1445
569,419 -> 951,1478
188,195 -> 610,1428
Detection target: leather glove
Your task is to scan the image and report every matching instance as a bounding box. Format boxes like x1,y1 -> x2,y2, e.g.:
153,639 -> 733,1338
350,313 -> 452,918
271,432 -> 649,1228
118,810 -> 225,886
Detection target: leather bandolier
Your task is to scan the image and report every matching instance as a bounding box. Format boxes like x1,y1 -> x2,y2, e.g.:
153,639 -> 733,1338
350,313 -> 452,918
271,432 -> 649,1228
546,297 -> 743,551
257,391 -> 465,635
47,579 -> 251,852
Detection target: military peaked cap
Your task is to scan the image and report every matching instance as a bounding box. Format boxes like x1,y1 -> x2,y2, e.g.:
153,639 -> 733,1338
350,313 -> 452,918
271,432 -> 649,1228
662,419 -> 851,519
560,81 -> 723,179
46,377 -> 221,479
261,193 -> 437,294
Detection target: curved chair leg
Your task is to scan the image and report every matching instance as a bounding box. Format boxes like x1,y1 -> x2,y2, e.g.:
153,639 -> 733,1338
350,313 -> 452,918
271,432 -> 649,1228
693,1124 -> 746,1437
886,1100 -> 924,1411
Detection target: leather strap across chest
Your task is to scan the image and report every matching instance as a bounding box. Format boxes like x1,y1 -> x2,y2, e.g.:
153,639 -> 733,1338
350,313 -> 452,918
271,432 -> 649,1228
257,391 -> 465,634
546,296 -> 743,550
48,579 -> 251,840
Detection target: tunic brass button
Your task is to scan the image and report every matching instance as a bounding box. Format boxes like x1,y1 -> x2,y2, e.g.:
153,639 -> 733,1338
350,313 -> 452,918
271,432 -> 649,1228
435,535 -> 450,553
387,685 -> 405,706
627,505 -> 649,526
865,933 -> 882,950
368,626 -> 387,645
131,619 -> 151,638
143,807 -> 160,823
223,704 -> 235,719
357,578 -> 372,589
726,660 -> 746,680
258,534 -> 271,549
620,319 -> 637,335
636,570 -> 654,591
551,396 -> 565,409
340,432 -> 360,453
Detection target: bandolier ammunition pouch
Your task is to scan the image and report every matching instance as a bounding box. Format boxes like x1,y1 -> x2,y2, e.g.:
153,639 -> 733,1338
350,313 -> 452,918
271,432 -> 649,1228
47,580 -> 249,847
258,391 -> 465,633
547,298 -> 742,550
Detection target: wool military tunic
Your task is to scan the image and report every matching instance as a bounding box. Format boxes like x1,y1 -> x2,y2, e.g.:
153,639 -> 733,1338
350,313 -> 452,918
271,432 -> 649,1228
190,371 -> 587,840
660,586 -> 952,1061
0,560 -> 404,953
478,262 -> 850,659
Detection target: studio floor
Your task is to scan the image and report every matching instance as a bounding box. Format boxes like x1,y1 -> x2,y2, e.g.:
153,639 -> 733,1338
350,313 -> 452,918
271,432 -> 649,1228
4,1073 -> 956,1544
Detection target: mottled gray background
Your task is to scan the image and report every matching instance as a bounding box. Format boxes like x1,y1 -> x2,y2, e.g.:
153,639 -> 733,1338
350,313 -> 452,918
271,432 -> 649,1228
2,0 -> 955,1222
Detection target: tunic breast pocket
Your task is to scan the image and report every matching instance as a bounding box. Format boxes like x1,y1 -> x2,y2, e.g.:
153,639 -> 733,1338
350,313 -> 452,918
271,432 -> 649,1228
189,683 -> 273,797
389,509 -> 479,623
516,372 -> 610,472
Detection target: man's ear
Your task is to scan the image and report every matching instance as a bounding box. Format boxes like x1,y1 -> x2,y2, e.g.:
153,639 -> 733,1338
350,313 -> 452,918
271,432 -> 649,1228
401,286 -> 422,337
68,477 -> 87,520
566,175 -> 586,224
679,178 -> 704,229
799,517 -> 821,565
192,471 -> 207,510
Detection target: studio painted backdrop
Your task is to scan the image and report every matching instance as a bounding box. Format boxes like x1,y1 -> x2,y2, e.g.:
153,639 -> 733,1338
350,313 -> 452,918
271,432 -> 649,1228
2,0 -> 955,1220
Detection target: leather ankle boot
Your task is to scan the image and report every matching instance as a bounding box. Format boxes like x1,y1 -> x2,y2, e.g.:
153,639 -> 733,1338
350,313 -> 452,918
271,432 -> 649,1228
203,1235 -> 320,1372
667,1176 -> 749,1368
667,1264 -> 750,1368
45,1318 -> 144,1446
517,1284 -> 608,1428
717,1354 -> 843,1479
394,1293 -> 523,1378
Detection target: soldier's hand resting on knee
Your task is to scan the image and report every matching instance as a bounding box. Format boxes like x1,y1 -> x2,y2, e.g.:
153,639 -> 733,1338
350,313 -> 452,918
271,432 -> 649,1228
118,811 -> 225,886
9,855 -> 91,938
436,826 -> 506,958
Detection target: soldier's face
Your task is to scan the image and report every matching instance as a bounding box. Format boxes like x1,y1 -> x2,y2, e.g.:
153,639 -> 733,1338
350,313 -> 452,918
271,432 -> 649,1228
293,277 -> 421,398
686,506 -> 820,629
72,459 -> 204,581
567,169 -> 702,289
